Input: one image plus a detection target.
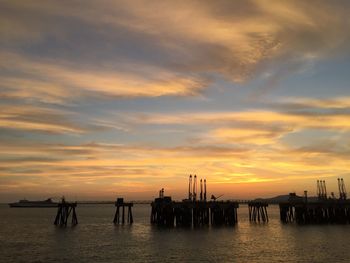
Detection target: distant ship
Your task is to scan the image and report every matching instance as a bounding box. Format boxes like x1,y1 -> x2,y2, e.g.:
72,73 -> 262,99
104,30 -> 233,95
8,198 -> 58,208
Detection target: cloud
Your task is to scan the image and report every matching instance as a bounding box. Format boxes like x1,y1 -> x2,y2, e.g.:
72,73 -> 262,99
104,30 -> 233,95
117,108 -> 350,159
203,127 -> 287,145
1,125 -> 349,199
0,52 -> 208,103
1,0 -> 350,102
0,77 -> 70,105
0,140 -> 256,197
270,97 -> 350,111
0,104 -> 85,134
123,110 -> 350,132
91,0 -> 350,81
2,98 -> 349,198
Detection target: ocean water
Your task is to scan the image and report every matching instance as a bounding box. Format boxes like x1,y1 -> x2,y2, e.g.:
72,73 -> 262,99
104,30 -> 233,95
0,204 -> 349,263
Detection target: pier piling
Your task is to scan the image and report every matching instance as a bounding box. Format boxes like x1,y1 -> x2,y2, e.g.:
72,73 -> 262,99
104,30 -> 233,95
150,180 -> 239,228
113,198 -> 133,224
248,202 -> 268,222
54,198 -> 78,226
279,179 -> 350,224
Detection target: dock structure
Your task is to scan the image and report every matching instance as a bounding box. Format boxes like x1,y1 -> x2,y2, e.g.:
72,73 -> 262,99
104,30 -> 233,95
151,198 -> 239,227
54,198 -> 78,226
279,178 -> 350,224
248,201 -> 268,222
150,176 -> 239,227
113,198 -> 133,224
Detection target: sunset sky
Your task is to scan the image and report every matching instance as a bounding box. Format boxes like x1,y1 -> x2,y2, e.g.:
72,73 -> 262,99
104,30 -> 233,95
1,0 -> 350,202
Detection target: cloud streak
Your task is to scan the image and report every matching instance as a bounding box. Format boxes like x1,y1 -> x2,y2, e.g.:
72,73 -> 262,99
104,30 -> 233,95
124,110 -> 350,132
0,104 -> 85,134
0,52 -> 208,103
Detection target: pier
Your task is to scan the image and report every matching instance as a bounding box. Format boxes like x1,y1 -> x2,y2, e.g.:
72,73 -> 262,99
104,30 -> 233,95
54,198 -> 78,226
113,198 -> 133,224
151,197 -> 239,227
248,201 -> 269,222
279,178 -> 350,224
47,177 -> 350,227
150,176 -> 239,227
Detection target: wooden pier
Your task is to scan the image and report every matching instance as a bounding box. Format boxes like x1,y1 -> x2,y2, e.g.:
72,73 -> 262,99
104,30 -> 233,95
280,179 -> 350,224
248,202 -> 268,222
49,177 -> 350,227
280,198 -> 350,224
151,198 -> 239,227
113,198 -> 133,224
54,198 -> 78,226
150,177 -> 239,227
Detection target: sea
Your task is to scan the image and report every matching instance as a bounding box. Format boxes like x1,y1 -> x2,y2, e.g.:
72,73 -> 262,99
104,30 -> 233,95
0,204 -> 349,263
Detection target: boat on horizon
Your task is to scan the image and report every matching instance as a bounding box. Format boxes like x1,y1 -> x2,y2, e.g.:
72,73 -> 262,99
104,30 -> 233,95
8,198 -> 58,208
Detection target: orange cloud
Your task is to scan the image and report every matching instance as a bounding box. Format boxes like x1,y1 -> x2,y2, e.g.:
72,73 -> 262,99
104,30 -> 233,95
0,52 -> 207,103
124,110 -> 350,133
275,97 -> 350,110
203,127 -> 287,145
0,105 -> 84,134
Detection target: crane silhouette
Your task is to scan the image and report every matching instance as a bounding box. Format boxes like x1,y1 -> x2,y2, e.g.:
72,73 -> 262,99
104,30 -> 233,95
211,194 -> 223,201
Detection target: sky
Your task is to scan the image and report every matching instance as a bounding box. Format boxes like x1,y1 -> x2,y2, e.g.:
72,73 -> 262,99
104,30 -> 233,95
1,0 -> 350,202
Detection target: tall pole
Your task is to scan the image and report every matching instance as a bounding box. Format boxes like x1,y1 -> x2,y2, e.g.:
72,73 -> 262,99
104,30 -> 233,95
193,175 -> 197,201
200,179 -> 203,201
323,180 -> 327,199
338,178 -> 342,199
204,179 -> 207,201
189,175 -> 192,200
341,178 -> 347,200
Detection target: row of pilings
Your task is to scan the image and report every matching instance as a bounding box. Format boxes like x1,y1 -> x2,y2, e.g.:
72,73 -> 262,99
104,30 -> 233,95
54,197 -> 134,227
150,197 -> 239,227
54,198 -> 78,226
113,198 -> 133,224
248,202 -> 269,222
279,178 -> 350,224
279,200 -> 350,224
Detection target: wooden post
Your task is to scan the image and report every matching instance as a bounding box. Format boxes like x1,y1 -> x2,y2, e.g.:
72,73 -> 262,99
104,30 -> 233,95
122,206 -> 125,224
114,198 -> 133,225
54,198 -> 78,227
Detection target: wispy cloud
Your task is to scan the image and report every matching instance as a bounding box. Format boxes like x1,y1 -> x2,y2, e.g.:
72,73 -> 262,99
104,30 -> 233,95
0,104 -> 85,134
123,110 -> 350,132
0,52 -> 208,103
270,96 -> 350,110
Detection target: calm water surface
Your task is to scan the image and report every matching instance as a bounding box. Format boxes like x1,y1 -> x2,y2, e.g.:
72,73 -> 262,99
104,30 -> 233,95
0,204 -> 349,262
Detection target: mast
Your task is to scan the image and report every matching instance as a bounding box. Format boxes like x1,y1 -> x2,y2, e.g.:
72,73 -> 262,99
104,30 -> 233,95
188,175 -> 192,200
193,175 -> 197,201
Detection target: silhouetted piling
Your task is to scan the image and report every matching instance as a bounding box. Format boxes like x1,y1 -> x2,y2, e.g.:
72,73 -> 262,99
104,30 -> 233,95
113,198 -> 133,224
54,198 -> 78,226
150,198 -> 238,227
280,200 -> 350,224
280,179 -> 350,224
248,202 -> 268,222
151,178 -> 239,227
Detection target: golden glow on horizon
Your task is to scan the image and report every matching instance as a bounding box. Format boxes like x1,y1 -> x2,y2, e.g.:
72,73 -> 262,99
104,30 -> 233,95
1,126 -> 350,199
